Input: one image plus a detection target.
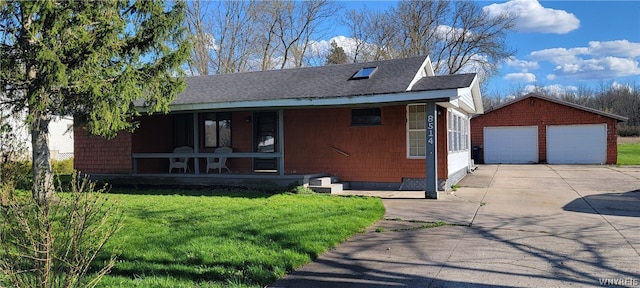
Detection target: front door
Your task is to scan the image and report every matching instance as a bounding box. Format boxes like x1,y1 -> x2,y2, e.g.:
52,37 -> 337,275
253,112 -> 278,172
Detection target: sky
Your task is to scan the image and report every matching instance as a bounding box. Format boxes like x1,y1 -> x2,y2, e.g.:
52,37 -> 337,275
329,0 -> 640,97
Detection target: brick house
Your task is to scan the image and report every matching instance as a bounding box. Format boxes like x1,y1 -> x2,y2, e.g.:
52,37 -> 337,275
75,56 -> 484,198
470,93 -> 627,164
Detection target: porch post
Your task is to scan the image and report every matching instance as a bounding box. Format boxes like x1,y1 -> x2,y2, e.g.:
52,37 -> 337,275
425,102 -> 438,199
278,109 -> 285,176
193,112 -> 200,174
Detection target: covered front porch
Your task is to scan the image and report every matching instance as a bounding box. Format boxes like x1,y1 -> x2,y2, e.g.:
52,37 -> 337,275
132,109 -> 288,175
123,101 -> 444,195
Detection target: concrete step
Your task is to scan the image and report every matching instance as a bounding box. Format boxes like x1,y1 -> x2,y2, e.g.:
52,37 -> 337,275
309,176 -> 339,186
309,183 -> 344,194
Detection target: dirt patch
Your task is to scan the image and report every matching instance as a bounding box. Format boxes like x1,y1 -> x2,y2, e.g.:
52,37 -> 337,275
618,137 -> 640,144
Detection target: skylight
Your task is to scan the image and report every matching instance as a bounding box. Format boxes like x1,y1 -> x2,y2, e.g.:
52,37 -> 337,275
350,66 -> 378,80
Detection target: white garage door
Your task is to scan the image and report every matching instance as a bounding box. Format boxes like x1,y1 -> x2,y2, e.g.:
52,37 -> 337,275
547,124 -> 607,164
484,126 -> 538,164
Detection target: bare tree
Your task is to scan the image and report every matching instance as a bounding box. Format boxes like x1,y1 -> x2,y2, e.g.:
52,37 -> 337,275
213,0 -> 256,74
342,9 -> 370,63
185,0 -> 213,75
344,0 -> 516,79
394,0 -> 448,59
431,1 -> 516,78
252,0 -> 338,70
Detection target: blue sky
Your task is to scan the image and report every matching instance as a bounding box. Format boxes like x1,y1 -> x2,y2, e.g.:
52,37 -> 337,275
330,0 -> 640,97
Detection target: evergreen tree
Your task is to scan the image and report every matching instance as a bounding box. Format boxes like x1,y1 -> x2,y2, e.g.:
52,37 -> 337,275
325,41 -> 348,65
0,0 -> 191,203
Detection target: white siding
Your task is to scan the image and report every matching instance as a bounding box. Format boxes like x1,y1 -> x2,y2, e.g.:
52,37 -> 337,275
448,150 -> 470,176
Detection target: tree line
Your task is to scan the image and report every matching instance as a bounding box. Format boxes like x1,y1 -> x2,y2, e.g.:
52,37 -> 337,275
185,0 -> 516,83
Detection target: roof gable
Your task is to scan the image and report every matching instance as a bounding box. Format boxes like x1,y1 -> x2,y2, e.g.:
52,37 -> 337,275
479,93 -> 627,122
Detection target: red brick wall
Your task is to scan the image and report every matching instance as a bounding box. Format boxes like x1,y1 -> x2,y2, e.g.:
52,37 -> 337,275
74,125 -> 132,173
75,105 -> 454,178
470,97 -> 619,164
229,111 -> 253,172
283,105 -> 446,183
131,115 -> 175,172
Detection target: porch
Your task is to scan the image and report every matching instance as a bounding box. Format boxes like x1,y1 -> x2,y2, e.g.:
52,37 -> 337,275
89,172 -> 329,190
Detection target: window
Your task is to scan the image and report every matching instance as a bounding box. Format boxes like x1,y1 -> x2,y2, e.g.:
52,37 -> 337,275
407,104 -> 426,158
351,108 -> 381,126
202,112 -> 231,148
350,66 -> 378,80
447,110 -> 469,153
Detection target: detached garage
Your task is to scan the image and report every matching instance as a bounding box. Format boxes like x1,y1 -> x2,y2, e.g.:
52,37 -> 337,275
471,93 -> 627,164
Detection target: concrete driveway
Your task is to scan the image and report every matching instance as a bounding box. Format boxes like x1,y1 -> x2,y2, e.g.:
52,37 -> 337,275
270,165 -> 640,287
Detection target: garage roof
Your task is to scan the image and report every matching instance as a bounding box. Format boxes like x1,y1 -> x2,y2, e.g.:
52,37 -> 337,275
481,93 -> 628,122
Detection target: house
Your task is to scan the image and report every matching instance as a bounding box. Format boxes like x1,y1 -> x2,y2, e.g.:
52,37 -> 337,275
49,116 -> 74,160
0,111 -> 73,161
470,93 -> 627,165
74,56 -> 484,198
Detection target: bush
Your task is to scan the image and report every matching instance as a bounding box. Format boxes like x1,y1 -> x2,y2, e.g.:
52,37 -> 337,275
0,173 -> 122,288
619,125 -> 640,137
1,159 -> 74,191
1,160 -> 32,190
51,158 -> 74,174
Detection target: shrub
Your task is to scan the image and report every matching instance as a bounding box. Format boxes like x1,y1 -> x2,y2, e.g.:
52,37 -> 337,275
51,158 -> 74,175
0,173 -> 122,288
289,185 -> 316,194
1,160 -> 32,190
619,125 -> 640,137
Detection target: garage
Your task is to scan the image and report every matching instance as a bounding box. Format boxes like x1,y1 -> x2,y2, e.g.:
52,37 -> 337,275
470,93 -> 627,165
484,126 -> 538,164
547,124 -> 607,164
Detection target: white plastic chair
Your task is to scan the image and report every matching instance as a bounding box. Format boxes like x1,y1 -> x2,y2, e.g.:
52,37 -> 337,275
169,146 -> 193,173
207,147 -> 232,173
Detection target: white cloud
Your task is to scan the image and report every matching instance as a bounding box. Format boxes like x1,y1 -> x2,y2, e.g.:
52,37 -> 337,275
308,35 -> 379,63
504,72 -> 536,82
483,0 -> 580,34
504,56 -> 539,70
524,84 -> 578,96
588,40 -> 640,58
529,40 -> 640,80
612,81 -> 634,92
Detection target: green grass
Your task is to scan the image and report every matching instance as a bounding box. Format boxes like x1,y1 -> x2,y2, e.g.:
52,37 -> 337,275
618,143 -> 640,165
94,189 -> 384,287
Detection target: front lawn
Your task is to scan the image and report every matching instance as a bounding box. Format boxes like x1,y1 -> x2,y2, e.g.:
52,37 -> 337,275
618,143 -> 640,165
96,189 -> 384,287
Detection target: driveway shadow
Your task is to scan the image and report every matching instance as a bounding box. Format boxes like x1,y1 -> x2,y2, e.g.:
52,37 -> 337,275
563,190 -> 640,217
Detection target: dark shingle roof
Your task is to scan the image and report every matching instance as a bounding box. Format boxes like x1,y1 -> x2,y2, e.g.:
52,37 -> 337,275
174,56 -> 428,105
171,56 -> 479,107
411,73 -> 476,91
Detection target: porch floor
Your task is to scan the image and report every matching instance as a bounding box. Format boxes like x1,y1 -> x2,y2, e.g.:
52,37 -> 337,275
87,172 -> 329,190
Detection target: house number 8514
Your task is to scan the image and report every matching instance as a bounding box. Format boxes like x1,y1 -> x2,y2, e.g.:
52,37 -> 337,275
427,115 -> 435,145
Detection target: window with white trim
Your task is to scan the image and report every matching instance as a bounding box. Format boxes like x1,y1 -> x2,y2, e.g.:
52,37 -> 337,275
407,104 -> 426,158
448,110 -> 469,153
